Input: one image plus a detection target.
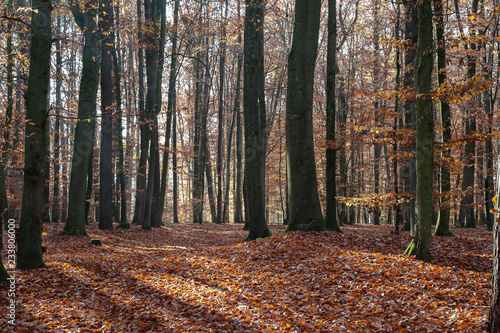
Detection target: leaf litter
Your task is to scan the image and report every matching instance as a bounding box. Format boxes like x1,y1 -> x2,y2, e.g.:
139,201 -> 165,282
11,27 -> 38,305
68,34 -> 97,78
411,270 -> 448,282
0,223 -> 492,332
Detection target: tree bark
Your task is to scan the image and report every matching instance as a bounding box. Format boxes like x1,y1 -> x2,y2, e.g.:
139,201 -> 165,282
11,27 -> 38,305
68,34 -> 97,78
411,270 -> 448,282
433,0 -> 452,236
285,0 -> 324,231
64,0 -> 100,235
243,0 -> 271,240
489,170 -> 500,331
98,0 -> 115,230
159,0 -> 179,224
0,0 -> 13,229
325,0 -> 341,232
404,0 -> 433,261
17,0 -> 52,270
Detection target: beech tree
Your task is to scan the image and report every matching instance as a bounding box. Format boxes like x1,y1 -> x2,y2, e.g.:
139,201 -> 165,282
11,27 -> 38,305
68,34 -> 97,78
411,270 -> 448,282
285,0 -> 324,231
243,0 -> 270,240
98,0 -> 114,230
64,0 -> 100,236
17,0 -> 52,270
433,0 -> 452,237
404,0 -> 433,261
325,0 -> 341,232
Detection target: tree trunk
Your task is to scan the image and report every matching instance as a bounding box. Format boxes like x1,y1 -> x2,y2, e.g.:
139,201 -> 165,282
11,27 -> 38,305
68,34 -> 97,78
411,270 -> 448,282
158,0 -> 179,224
433,0 -> 452,236
488,162 -> 500,331
325,0 -> 341,232
98,0 -> 114,230
112,4 -> 128,228
172,91 -> 179,223
404,0 -> 433,261
243,0 -> 271,240
17,0 -> 51,270
132,0 -> 147,225
51,15 -> 62,223
151,0 -> 167,227
393,2 -> 402,234
372,0 -> 381,226
0,0 -> 13,229
205,145 -> 217,224
458,0 -> 479,229
64,1 -> 100,235
285,0 -> 324,231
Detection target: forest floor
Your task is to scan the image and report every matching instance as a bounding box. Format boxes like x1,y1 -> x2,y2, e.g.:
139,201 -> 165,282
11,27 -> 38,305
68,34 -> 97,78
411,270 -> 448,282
0,222 -> 492,332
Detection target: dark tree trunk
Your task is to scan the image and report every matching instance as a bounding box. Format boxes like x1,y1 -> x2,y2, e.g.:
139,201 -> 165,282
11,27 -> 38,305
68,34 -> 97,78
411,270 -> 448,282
151,0 -> 166,227
393,3 -> 402,234
404,0 -> 434,261
285,0 -> 324,231
132,0 -> 147,225
64,0 -> 99,235
112,4 -> 128,228
98,0 -> 115,230
325,0 -> 341,232
489,192 -> 500,331
458,0 -> 479,229
243,0 -> 271,240
233,0 -> 243,225
372,0 -> 381,226
0,0 -> 13,229
17,0 -> 51,270
433,0 -> 452,236
159,0 -> 179,224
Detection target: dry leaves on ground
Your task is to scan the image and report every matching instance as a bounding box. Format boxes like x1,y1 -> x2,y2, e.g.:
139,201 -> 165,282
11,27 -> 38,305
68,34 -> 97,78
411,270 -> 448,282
0,223 -> 492,332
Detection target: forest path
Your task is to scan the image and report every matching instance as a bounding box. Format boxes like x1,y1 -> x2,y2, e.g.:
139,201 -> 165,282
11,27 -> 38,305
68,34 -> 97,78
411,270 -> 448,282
1,222 -> 491,332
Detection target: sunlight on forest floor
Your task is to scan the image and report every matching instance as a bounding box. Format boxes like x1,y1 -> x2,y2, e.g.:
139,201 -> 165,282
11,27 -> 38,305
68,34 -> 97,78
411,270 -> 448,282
1,222 -> 491,332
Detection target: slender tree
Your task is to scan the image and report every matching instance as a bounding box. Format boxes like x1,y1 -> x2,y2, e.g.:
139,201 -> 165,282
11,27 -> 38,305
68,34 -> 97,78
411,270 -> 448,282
0,0 -> 14,229
285,0 -> 324,231
489,179 -> 500,331
325,0 -> 341,232
158,0 -> 179,224
434,0 -> 452,236
17,0 -> 52,270
404,0 -> 434,261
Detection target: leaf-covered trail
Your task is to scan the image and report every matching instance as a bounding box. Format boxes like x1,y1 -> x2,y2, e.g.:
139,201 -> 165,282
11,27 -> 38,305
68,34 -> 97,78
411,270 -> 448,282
0,223 -> 492,332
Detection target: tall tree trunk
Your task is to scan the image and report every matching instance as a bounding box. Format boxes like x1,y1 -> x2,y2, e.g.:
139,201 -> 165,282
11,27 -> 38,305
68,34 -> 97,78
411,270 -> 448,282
192,17 -> 209,224
216,0 -> 228,224
285,0 -> 324,231
159,0 -> 179,224
51,15 -> 62,223
243,0 -> 271,240
434,0 -> 452,236
372,0 -> 381,226
488,153 -> 500,330
132,0 -> 147,225
205,145 -> 217,224
151,0 -> 167,227
458,0 -> 479,229
112,4 -> 128,228
233,0 -> 243,224
484,12 -> 498,231
172,91 -> 179,223
1,0 -> 14,229
325,0 -> 341,232
17,0 -> 52,270
64,0 -> 100,235
393,2 -> 402,234
404,0 -> 434,261
401,0 -> 418,233
98,0 -> 115,230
